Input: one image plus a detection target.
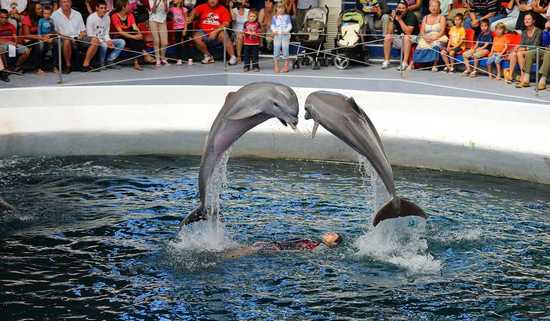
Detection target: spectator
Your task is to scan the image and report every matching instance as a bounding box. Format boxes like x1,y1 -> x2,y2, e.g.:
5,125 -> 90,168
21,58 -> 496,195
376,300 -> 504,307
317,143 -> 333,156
258,0 -> 273,50
382,1 -> 419,71
535,19 -> 550,89
439,0 -> 452,17
507,12 -> 541,86
37,5 -> 57,70
112,0 -> 153,70
21,2 -> 46,73
51,0 -> 86,73
491,0 -> 519,32
242,9 -> 260,71
190,0 -> 237,64
231,0 -> 249,63
149,0 -> 169,66
0,52 -> 8,81
403,0 -> 422,20
464,0 -> 505,30
84,0 -> 125,71
524,0 -> 548,30
271,3 -> 291,72
295,0 -> 315,29
1,0 -> 27,27
441,13 -> 465,73
356,0 -> 390,35
411,0 -> 447,71
169,0 -> 188,65
0,8 -> 30,72
282,0 -> 295,17
463,18 -> 492,77
487,22 -> 509,80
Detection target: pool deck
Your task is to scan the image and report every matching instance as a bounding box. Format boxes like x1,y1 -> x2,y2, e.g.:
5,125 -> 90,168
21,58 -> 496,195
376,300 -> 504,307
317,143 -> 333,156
2,58 -> 550,105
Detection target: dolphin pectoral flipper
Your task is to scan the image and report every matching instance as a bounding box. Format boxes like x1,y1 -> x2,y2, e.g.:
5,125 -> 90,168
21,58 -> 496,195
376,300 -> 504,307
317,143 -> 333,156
372,197 -> 426,226
180,206 -> 208,227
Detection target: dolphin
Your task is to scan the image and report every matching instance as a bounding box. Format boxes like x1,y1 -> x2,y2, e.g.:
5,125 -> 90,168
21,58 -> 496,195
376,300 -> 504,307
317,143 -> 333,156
304,91 -> 426,226
0,197 -> 14,214
180,82 -> 300,226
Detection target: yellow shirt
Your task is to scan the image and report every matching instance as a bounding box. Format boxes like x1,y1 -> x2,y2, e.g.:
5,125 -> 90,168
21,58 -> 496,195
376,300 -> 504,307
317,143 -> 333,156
449,26 -> 466,49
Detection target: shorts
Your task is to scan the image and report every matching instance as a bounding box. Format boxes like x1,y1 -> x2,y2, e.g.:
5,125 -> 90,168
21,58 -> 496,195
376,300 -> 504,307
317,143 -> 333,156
463,48 -> 489,59
486,54 -> 504,65
195,30 -> 223,46
444,47 -> 462,56
391,34 -> 417,49
0,43 -> 29,56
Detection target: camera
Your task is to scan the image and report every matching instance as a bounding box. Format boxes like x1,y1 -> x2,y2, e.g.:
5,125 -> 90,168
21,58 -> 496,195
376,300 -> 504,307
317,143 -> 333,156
396,10 -> 403,16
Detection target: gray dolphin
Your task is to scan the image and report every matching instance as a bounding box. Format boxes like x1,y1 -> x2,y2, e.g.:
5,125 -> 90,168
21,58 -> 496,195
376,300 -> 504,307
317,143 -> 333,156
304,91 -> 426,226
0,197 -> 15,214
180,82 -> 300,226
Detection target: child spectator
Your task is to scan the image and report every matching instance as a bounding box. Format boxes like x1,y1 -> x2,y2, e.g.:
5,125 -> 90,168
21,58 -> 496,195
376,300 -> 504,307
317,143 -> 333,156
441,12 -> 465,72
486,22 -> 508,80
37,5 -> 56,72
242,9 -> 260,71
169,0 -> 188,65
463,18 -> 492,77
270,3 -> 291,73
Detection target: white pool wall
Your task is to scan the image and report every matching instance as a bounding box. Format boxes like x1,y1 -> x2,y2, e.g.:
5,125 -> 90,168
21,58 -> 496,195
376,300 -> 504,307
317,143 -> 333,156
1,85 -> 549,184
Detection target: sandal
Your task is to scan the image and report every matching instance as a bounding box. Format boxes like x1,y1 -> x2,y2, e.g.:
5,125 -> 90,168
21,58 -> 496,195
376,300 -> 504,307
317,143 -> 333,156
537,80 -> 547,90
463,70 -> 471,76
431,66 -> 438,72
515,82 -> 530,88
469,71 -> 477,78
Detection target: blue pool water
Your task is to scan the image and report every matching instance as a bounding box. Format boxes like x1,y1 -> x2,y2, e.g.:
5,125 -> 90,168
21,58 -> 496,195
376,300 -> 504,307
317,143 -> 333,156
0,156 -> 549,321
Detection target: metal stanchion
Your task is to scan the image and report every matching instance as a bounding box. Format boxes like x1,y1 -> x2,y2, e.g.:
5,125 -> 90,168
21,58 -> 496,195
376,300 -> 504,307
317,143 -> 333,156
399,34 -> 404,78
57,36 -> 63,84
535,47 -> 540,96
223,27 -> 227,72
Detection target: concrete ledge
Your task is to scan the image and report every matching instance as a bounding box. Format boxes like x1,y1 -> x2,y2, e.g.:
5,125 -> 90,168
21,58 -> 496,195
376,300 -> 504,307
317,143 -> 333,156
1,85 -> 549,184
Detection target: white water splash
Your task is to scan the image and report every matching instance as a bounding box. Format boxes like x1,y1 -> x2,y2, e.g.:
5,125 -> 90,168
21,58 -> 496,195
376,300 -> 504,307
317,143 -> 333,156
204,149 -> 231,217
355,153 -> 440,274
172,220 -> 237,252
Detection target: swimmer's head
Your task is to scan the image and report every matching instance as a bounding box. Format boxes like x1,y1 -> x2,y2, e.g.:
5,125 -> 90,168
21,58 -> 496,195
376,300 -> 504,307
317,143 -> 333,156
321,232 -> 342,248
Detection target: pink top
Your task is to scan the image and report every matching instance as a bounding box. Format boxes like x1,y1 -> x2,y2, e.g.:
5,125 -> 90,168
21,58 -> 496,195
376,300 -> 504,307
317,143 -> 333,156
169,6 -> 187,30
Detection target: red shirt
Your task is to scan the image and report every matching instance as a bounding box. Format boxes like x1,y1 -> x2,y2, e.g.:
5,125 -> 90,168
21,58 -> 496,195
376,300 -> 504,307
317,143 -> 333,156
194,3 -> 231,34
0,22 -> 16,44
22,15 -> 38,35
243,21 -> 260,45
111,12 -> 137,37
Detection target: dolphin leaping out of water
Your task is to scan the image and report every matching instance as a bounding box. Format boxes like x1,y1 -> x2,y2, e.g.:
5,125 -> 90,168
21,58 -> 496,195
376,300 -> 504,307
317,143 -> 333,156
0,197 -> 15,214
180,82 -> 300,226
304,91 -> 426,226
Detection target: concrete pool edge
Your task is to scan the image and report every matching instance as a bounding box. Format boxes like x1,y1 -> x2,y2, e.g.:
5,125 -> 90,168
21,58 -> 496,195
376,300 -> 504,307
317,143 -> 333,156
1,85 -> 549,184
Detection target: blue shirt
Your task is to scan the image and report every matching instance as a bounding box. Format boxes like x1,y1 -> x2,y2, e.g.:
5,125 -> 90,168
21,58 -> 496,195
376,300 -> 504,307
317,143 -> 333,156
37,18 -> 55,36
270,15 -> 292,34
477,31 -> 493,51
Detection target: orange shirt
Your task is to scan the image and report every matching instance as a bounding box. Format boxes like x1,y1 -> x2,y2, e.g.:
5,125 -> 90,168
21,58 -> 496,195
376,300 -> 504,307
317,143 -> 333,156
492,35 -> 507,53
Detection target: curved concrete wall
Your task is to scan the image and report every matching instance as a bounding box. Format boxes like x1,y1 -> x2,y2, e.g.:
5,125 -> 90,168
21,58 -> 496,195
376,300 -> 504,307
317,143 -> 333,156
1,85 -> 549,184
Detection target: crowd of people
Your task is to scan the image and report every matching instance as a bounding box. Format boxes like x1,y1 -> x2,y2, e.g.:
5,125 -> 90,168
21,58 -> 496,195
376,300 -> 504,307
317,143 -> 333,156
1,0 -> 550,90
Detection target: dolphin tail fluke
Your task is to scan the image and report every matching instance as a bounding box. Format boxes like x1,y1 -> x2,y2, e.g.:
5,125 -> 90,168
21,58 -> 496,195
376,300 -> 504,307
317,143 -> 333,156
372,197 -> 426,226
179,205 -> 208,227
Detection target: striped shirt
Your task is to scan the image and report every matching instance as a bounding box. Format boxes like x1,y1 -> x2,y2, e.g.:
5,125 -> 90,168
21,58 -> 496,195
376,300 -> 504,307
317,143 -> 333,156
467,0 -> 498,16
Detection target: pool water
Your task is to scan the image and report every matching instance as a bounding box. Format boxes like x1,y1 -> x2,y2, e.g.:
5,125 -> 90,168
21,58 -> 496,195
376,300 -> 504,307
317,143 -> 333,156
0,156 -> 549,321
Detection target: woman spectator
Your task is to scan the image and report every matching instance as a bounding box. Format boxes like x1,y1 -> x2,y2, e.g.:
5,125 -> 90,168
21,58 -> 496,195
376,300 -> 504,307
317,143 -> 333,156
20,2 -> 43,73
411,0 -> 447,71
534,20 -> 550,89
283,0 -> 295,17
112,0 -> 152,70
403,0 -> 423,20
516,0 -> 549,30
149,0 -> 169,66
258,0 -> 273,50
491,0 -> 519,31
506,12 -> 541,86
231,0 -> 249,63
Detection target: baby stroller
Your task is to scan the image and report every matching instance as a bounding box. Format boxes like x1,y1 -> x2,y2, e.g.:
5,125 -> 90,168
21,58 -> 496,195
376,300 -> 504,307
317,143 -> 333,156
333,9 -> 367,70
293,5 -> 329,70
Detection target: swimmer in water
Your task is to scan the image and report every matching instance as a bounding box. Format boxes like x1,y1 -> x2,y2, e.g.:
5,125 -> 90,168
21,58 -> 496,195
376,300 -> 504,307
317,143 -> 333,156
225,232 -> 343,259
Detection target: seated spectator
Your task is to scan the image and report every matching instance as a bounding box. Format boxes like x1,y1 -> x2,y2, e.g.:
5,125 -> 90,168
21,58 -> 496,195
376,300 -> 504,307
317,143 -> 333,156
506,12 -> 541,86
295,0 -> 316,29
190,0 -> 237,65
51,0 -> 86,73
516,0 -> 549,30
403,0 -> 423,20
535,19 -> 550,89
0,8 -> 30,72
0,52 -> 8,81
21,2 -> 45,73
382,1 -> 419,71
487,22 -> 509,80
463,18 -> 492,77
464,0 -> 505,30
441,12 -> 465,72
491,0 -> 519,32
1,0 -> 27,27
356,0 -> 390,35
111,0 -> 153,70
169,0 -> 188,65
149,0 -> 169,66
258,0 -> 274,50
231,0 -> 249,63
83,0 -> 125,71
411,0 -> 447,71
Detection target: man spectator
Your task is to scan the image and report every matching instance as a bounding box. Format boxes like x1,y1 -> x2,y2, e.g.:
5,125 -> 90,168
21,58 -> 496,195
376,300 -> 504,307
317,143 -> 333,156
0,8 -> 30,72
83,0 -> 124,71
190,0 -> 238,64
356,0 -> 390,35
0,0 -> 28,27
382,1 -> 419,71
51,0 -> 87,73
463,0 -> 505,30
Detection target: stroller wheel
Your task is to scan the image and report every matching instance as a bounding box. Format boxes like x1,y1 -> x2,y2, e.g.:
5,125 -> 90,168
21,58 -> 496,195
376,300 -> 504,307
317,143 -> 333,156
334,55 -> 350,70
